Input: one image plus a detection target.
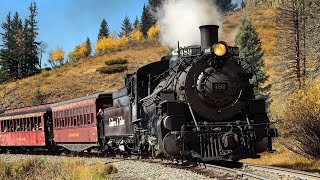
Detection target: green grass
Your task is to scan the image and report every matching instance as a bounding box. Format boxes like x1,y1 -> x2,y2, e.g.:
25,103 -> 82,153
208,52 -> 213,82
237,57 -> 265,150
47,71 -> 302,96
105,58 -> 128,65
97,65 -> 128,74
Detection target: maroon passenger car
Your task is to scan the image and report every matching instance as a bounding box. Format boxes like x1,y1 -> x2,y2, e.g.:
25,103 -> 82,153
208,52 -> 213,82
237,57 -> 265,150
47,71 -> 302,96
0,105 -> 52,151
51,92 -> 113,152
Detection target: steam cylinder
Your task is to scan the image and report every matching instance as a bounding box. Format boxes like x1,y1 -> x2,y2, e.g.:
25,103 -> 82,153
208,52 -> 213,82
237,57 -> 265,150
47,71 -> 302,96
199,25 -> 219,51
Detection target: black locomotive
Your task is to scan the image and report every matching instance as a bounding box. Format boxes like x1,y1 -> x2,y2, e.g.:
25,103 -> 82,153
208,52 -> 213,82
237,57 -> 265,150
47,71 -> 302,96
103,25 -> 277,162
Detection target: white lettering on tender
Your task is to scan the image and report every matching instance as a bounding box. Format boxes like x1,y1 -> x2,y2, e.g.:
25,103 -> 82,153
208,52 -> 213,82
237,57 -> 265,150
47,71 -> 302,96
109,116 -> 125,127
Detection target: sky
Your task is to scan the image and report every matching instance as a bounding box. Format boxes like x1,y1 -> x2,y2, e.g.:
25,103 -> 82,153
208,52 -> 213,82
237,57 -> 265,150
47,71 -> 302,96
0,0 -> 148,67
0,0 -> 239,68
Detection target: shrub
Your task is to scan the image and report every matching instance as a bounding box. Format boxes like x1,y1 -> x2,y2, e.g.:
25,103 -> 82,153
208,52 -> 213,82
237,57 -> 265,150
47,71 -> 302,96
49,48 -> 65,68
32,89 -> 47,105
94,35 -> 129,55
68,42 -> 90,62
130,28 -> 143,41
277,82 -> 320,159
105,58 -> 128,65
97,65 -> 128,74
147,24 -> 160,39
41,71 -> 50,78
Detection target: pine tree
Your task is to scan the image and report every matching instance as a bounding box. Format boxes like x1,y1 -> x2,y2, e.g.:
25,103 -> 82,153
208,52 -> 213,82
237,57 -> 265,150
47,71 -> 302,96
21,19 -> 29,78
134,16 -> 140,29
0,12 -> 13,83
215,0 -> 236,13
119,15 -> 133,37
0,12 -> 24,82
241,0 -> 246,8
148,0 -> 162,12
24,2 -> 41,76
141,4 -> 153,37
235,14 -> 268,99
85,37 -> 92,57
147,0 -> 162,25
0,2 -> 41,82
12,12 -> 24,79
98,19 -> 109,40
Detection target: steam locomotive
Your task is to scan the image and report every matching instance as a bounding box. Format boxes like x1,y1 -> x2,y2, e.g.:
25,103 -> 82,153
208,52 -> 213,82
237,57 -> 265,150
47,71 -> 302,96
0,25 -> 276,162
105,25 -> 277,161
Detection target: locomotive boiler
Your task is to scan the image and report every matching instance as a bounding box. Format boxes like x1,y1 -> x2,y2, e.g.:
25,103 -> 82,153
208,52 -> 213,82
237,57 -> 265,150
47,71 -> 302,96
112,25 -> 277,161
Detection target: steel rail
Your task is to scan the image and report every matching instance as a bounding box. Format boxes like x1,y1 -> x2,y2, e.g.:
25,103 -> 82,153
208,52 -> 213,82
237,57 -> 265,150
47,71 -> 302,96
243,163 -> 320,180
206,164 -> 270,180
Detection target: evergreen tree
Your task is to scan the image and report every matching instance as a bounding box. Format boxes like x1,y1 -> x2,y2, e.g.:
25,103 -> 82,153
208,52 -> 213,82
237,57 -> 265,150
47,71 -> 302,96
0,12 -> 13,83
141,4 -> 153,37
24,2 -> 41,76
134,16 -> 140,29
119,15 -> 133,37
147,0 -> 162,25
21,19 -> 29,78
85,37 -> 92,57
241,0 -> 246,8
215,0 -> 236,13
12,12 -> 24,79
98,19 -> 109,40
148,0 -> 162,12
235,14 -> 268,99
0,12 -> 24,81
0,2 -> 41,82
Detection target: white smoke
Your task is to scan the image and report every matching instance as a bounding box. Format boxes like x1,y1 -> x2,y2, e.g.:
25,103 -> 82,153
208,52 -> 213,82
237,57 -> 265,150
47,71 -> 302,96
157,0 -> 222,49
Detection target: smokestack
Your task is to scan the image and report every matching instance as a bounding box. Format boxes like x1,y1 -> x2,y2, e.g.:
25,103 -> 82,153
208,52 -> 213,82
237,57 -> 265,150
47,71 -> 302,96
199,25 -> 219,52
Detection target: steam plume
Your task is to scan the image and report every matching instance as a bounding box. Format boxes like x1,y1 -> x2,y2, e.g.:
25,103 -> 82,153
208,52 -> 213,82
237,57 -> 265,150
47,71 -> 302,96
157,0 -> 222,49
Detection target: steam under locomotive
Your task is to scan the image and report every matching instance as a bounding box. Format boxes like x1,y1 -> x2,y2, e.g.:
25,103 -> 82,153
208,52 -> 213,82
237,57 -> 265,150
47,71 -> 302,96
103,25 -> 277,161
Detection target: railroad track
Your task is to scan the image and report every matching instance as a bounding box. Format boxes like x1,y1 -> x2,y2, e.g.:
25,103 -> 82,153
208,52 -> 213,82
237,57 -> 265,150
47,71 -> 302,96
204,163 -> 269,180
3,152 -> 320,179
242,163 -> 320,180
105,158 -> 270,179
126,159 -> 320,180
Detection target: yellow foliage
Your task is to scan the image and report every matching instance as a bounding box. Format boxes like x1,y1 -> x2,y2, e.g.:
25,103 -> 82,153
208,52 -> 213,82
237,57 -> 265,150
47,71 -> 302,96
269,81 -> 320,158
283,83 -> 320,122
0,91 -> 4,98
68,43 -> 89,62
270,82 -> 320,129
120,35 -> 129,44
147,24 -> 160,39
94,35 -> 128,55
79,43 -> 89,57
49,48 -> 64,61
130,28 -> 143,41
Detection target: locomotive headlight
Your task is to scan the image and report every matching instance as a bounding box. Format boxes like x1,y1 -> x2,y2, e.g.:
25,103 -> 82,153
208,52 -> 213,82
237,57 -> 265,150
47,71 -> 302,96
213,42 -> 228,56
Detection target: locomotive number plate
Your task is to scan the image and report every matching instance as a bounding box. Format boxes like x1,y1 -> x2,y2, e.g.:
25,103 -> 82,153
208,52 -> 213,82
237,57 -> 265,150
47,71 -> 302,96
212,83 -> 228,91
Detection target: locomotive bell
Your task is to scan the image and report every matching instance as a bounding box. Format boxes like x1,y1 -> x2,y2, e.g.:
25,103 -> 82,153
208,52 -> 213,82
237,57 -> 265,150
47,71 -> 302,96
199,25 -> 219,52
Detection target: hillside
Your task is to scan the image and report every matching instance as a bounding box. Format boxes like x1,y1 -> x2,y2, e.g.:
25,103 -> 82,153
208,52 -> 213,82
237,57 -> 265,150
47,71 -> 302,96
0,7 -> 277,110
0,42 -> 168,109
